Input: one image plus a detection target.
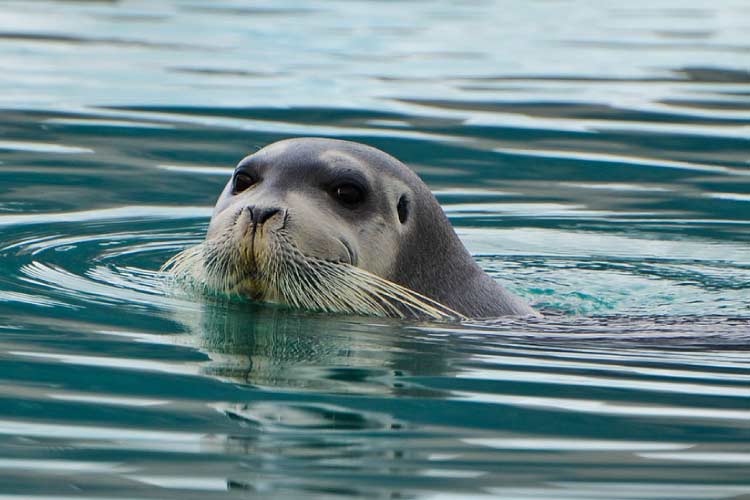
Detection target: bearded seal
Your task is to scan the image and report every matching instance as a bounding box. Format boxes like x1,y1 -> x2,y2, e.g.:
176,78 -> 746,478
163,138 -> 536,320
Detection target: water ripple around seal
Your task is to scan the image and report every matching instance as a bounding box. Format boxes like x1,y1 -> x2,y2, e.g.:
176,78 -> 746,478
1,217 -> 749,496
1,104 -> 749,497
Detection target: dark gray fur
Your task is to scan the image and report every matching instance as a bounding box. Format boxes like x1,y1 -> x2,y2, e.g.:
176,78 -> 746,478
224,137 -> 536,318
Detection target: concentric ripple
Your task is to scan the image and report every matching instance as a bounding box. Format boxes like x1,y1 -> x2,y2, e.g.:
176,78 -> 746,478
1,220 -> 187,311
0,208 -> 748,497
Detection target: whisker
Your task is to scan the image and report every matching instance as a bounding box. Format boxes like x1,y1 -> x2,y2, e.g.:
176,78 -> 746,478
162,231 -> 463,321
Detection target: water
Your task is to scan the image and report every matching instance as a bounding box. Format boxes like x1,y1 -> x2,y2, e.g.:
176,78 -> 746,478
0,0 -> 749,498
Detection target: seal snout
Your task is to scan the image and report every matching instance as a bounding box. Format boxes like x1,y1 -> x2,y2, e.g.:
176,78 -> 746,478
245,205 -> 281,225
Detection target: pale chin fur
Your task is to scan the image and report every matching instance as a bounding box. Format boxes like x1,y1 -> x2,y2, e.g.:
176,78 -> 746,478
161,216 -> 465,322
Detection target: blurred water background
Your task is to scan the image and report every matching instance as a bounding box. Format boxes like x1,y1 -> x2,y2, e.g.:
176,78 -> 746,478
0,1 -> 749,498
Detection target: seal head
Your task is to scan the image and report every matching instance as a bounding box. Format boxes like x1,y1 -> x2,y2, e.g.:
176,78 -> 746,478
164,138 -> 536,319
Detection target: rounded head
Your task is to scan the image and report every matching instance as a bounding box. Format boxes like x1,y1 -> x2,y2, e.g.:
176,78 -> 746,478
167,138 -> 535,318
209,137 -> 426,280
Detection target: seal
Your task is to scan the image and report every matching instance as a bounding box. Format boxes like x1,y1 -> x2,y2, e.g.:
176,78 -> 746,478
163,138 -> 536,319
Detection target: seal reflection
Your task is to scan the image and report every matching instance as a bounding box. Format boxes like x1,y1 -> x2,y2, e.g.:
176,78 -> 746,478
178,300 -> 450,396
171,300 -> 477,497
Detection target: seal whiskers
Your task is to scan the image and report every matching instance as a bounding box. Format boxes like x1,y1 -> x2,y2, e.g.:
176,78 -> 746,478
162,236 -> 465,321
264,234 -> 464,320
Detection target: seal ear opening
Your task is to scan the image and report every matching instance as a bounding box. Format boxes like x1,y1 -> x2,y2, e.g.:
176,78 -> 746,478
397,195 -> 409,224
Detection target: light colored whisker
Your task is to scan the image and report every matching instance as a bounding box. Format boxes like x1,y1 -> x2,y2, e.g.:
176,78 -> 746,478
163,231 -> 463,321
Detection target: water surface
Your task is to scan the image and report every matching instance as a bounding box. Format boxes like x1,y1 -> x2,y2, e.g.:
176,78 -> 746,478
0,1 -> 749,498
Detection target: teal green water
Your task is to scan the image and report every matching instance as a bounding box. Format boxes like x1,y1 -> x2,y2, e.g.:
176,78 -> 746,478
1,1 -> 749,498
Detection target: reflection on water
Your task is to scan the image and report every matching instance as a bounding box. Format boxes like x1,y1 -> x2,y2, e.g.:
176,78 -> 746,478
0,0 -> 749,498
190,304 -> 408,394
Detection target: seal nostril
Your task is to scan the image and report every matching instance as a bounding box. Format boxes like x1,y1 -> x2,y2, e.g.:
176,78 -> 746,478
246,205 -> 281,224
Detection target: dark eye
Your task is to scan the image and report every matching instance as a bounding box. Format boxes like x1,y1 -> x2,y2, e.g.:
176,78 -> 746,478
397,195 -> 409,224
232,172 -> 255,194
332,183 -> 365,207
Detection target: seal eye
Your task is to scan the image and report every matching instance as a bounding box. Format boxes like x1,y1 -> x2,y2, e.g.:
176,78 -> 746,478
397,195 -> 409,224
332,183 -> 364,207
233,172 -> 255,194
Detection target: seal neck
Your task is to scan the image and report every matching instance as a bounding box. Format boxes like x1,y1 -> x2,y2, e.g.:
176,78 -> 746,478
391,194 -> 534,318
